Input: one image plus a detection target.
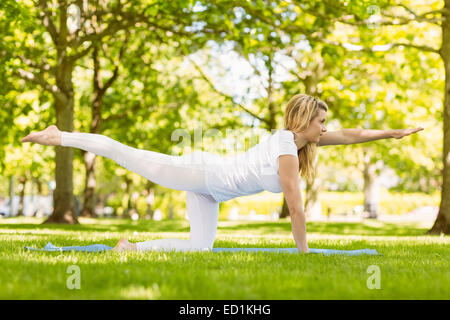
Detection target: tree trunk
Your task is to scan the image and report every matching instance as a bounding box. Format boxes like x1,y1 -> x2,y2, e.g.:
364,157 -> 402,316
362,155 -> 379,219
9,176 -> 15,217
42,5 -> 78,224
278,166 -> 306,219
34,177 -> 42,194
168,202 -> 174,220
428,2 -> 450,234
80,99 -> 101,218
80,45 -> 109,218
146,189 -> 155,219
17,176 -> 27,216
80,150 -> 97,217
302,168 -> 321,219
280,197 -> 289,218
298,71 -> 324,218
267,56 -> 277,131
33,177 -> 43,217
123,176 -> 132,218
304,170 -> 321,218
303,160 -> 321,219
44,91 -> 78,224
96,193 -> 106,216
44,31 -> 79,224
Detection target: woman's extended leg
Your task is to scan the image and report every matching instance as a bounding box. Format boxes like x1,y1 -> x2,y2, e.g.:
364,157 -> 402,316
22,127 -> 221,252
113,191 -> 219,252
59,131 -> 213,194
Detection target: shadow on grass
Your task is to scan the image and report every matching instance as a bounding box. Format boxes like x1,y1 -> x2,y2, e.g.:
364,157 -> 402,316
0,219 -> 190,233
0,218 -> 429,236
218,220 -> 428,236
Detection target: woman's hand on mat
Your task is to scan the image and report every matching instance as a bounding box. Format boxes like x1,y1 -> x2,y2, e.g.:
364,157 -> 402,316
299,241 -> 309,254
391,127 -> 424,139
21,125 -> 62,146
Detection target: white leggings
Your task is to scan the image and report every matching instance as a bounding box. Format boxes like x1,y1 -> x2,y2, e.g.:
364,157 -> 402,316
60,132 -> 219,252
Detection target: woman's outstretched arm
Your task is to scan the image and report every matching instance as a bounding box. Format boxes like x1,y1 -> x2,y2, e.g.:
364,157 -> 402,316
317,127 -> 424,146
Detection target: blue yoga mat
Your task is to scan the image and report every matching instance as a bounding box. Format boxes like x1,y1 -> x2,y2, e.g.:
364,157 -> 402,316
25,242 -> 112,252
212,247 -> 379,255
24,242 -> 379,256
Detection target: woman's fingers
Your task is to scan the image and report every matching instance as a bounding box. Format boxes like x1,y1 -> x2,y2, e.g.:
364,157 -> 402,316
20,125 -> 61,146
21,133 -> 35,143
393,127 -> 424,139
407,127 -> 424,136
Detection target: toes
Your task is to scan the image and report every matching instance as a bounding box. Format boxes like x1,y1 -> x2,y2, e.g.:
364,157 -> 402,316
112,245 -> 122,252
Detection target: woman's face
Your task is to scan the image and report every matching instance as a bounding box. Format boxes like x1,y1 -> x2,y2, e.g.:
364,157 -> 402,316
303,109 -> 327,143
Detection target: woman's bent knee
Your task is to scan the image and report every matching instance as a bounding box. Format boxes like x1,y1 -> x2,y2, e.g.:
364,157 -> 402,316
190,239 -> 214,251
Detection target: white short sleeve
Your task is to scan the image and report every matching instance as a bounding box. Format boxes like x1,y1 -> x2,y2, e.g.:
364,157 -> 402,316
60,131 -> 70,147
277,129 -> 298,157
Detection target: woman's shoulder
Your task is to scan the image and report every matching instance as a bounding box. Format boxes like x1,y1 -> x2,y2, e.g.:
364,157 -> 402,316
275,128 -> 295,141
274,129 -> 297,156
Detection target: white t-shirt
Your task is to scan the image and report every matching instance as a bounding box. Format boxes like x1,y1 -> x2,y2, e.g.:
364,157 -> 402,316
203,129 -> 298,202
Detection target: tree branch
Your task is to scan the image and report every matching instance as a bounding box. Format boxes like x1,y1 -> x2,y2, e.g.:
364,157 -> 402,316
188,57 -> 269,125
37,0 -> 59,45
396,4 -> 450,18
299,3 -> 446,27
67,42 -> 95,62
15,68 -> 65,101
69,2 -> 167,49
58,0 -> 68,48
323,39 -> 440,55
102,35 -> 129,92
18,54 -> 54,73
337,14 -> 444,26
388,42 -> 441,54
69,19 -> 126,49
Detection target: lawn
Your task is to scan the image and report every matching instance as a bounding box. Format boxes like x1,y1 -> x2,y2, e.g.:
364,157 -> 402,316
0,217 -> 448,299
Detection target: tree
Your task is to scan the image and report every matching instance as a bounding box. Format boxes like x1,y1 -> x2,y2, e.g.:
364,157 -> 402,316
5,0 -> 153,223
4,0 -> 222,223
299,0 -> 448,232
240,0 -> 446,230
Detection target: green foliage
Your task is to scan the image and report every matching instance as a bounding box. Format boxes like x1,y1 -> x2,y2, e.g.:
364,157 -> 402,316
0,0 -> 443,224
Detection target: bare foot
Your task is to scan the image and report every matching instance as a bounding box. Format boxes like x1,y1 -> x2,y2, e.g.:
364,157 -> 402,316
111,238 -> 137,252
21,125 -> 62,146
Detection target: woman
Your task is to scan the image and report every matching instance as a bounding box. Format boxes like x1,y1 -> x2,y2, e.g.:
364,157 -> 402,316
21,94 -> 423,253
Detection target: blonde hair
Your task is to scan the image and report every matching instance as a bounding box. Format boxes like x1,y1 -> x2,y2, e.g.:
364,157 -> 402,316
283,94 -> 328,181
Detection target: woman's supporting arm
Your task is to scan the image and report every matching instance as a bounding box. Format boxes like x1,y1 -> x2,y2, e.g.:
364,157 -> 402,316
290,209 -> 309,253
278,154 -> 309,253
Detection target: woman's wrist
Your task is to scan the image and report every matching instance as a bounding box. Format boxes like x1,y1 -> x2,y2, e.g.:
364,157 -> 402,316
387,129 -> 396,139
298,241 -> 309,253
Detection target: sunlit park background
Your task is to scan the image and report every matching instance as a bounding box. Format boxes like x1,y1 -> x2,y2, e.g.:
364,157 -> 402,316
0,0 -> 449,299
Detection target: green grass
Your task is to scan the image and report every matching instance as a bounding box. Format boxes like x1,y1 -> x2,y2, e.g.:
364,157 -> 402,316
0,217 -> 448,299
